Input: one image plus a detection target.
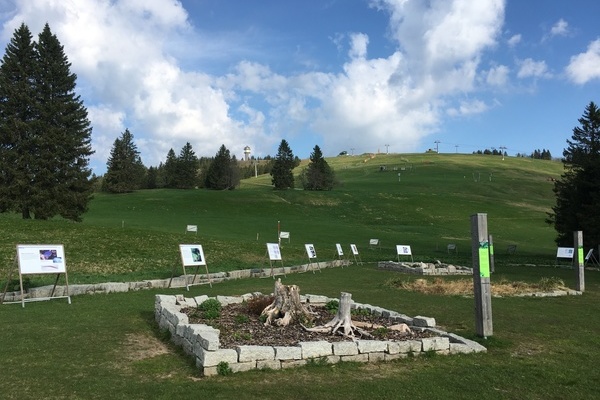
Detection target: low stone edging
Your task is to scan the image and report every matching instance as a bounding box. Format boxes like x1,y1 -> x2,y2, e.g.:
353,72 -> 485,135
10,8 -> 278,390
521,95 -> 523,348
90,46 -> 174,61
1,260 -> 348,302
155,292 -> 487,377
378,261 -> 473,275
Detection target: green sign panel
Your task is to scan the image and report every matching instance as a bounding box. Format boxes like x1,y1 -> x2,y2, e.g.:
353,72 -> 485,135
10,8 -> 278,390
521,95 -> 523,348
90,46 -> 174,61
578,246 -> 584,265
479,241 -> 490,278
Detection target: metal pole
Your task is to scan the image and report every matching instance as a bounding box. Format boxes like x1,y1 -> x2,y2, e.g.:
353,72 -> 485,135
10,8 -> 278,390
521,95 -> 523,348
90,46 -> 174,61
471,213 -> 493,338
574,231 -> 585,292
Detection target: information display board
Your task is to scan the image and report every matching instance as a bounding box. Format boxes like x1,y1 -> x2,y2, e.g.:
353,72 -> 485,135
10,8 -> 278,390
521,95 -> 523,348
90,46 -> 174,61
267,243 -> 282,260
305,244 -> 317,259
556,247 -> 574,259
336,243 -> 344,256
18,244 -> 66,274
396,245 -> 412,256
179,244 -> 206,266
170,244 -> 212,290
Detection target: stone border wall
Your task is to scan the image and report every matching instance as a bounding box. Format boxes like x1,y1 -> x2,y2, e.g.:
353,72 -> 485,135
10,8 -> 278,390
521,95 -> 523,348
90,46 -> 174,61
155,293 -> 487,377
1,260 -> 347,302
378,261 -> 473,275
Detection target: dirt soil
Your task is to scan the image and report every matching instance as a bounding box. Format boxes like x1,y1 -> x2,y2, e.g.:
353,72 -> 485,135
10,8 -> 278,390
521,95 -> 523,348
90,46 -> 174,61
183,303 -> 434,349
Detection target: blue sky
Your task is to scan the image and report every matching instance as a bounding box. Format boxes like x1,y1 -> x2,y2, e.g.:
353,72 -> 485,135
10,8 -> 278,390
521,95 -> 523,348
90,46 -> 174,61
1,0 -> 599,174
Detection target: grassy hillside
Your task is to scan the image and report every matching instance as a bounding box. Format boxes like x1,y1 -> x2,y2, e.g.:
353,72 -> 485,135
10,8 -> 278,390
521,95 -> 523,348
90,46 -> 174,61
0,153 -> 564,284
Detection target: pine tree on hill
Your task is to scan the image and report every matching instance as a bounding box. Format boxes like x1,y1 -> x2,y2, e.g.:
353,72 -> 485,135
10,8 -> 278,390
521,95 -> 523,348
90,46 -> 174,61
271,139 -> 295,190
102,129 -> 146,193
0,23 -> 94,221
205,144 -> 240,190
177,142 -> 199,189
163,148 -> 179,188
547,101 -> 600,248
300,145 -> 335,190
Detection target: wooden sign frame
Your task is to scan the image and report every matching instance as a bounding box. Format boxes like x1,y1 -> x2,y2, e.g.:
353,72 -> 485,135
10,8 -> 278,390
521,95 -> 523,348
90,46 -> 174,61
350,244 -> 363,265
396,245 -> 414,262
304,243 -> 321,273
170,244 -> 212,290
1,244 -> 71,307
265,243 -> 286,278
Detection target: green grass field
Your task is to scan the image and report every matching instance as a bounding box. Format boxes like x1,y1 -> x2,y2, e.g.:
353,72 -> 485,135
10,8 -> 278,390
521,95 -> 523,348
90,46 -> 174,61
4,153 -> 600,399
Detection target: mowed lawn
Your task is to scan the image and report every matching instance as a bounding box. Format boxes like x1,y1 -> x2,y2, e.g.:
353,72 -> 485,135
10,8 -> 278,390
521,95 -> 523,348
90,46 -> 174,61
3,153 -> 600,399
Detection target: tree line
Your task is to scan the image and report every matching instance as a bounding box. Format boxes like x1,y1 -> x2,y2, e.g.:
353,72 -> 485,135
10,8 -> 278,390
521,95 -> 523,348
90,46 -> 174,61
472,148 -> 552,159
101,130 -> 334,193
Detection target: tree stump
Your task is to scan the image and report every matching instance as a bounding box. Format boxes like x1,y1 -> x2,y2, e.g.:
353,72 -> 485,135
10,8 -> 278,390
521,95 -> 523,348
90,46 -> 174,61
304,292 -> 372,339
261,278 -> 313,326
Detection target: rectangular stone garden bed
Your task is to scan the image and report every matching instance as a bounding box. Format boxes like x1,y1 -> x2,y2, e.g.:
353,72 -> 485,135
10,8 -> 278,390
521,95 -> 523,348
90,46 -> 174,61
155,293 -> 486,376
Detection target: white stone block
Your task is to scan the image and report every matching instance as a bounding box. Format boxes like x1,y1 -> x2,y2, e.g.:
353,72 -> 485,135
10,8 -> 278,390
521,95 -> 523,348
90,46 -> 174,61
236,345 -> 275,362
332,341 -> 359,356
298,341 -> 332,358
413,315 -> 436,327
421,337 -> 450,352
230,361 -> 256,373
356,340 -> 388,354
274,346 -> 302,360
196,347 -> 238,367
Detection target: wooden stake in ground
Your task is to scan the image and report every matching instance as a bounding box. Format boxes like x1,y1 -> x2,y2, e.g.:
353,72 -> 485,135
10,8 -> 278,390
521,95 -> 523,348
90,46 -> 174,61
261,279 -> 313,327
304,292 -> 372,339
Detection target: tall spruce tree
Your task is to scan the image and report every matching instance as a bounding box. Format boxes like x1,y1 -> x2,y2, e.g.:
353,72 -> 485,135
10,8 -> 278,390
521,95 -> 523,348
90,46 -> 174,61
163,148 -> 179,188
300,145 -> 335,190
270,139 -> 295,189
547,101 -> 600,248
0,23 -> 94,221
102,129 -> 146,193
177,142 -> 198,189
205,144 -> 239,190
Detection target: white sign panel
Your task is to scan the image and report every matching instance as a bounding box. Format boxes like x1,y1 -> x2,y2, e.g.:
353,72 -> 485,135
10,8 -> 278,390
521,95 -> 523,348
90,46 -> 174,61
396,245 -> 412,255
179,244 -> 206,266
279,231 -> 290,239
556,247 -> 574,259
305,244 -> 317,259
336,243 -> 344,256
267,243 -> 282,261
17,244 -> 66,274
350,244 -> 359,255
186,225 -> 198,233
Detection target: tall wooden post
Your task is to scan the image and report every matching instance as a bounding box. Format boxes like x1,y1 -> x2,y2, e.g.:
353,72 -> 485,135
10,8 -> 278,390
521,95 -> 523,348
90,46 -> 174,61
471,213 -> 493,338
574,231 -> 585,292
488,234 -> 495,274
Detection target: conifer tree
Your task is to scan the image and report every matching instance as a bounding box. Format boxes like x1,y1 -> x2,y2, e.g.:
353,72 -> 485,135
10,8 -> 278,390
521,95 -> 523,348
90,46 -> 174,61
176,142 -> 198,189
163,148 -> 179,188
205,144 -> 240,190
547,101 -> 600,248
300,145 -> 335,190
270,139 -> 295,189
0,23 -> 94,221
102,129 -> 146,193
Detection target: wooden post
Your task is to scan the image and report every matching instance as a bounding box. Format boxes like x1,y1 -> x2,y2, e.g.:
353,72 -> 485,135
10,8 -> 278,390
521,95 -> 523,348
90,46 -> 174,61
471,213 -> 493,338
574,231 -> 585,292
488,234 -> 495,274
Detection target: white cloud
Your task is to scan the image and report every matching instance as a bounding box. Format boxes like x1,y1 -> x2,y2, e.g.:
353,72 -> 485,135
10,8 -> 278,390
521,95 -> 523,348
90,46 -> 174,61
507,34 -> 521,47
486,65 -> 510,86
566,39 -> 600,84
550,18 -> 569,37
446,99 -> 489,117
517,58 -> 551,79
349,33 -> 369,59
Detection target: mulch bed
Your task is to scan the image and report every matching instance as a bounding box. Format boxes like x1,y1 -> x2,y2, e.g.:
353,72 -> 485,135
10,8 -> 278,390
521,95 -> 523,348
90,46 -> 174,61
183,303 -> 434,349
